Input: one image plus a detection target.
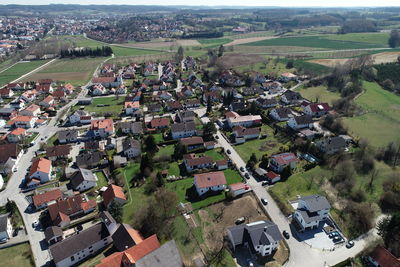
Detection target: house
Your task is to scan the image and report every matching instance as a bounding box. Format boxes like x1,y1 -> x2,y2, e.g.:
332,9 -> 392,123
150,117 -> 170,129
113,155 -> 127,168
261,81 -> 282,92
316,136 -> 347,155
368,246 -> 400,267
204,141 -> 216,150
216,159 -> 228,170
266,171 -> 281,184
171,122 -> 197,140
293,195 -> 331,231
303,103 -> 331,117
147,103 -> 162,113
125,101 -> 140,115
184,99 -> 201,108
68,110 -> 91,125
9,99 -> 25,111
226,111 -> 262,128
32,189 -> 63,210
280,90 -> 302,104
227,220 -> 283,257
13,116 -> 37,129
118,121 -> 143,135
49,222 -> 112,267
0,143 -> 23,174
269,152 -> 298,173
91,84 -> 106,96
52,90 -> 66,101
228,182 -> 251,197
0,213 -> 12,241
20,104 -> 41,117
181,86 -> 194,97
58,130 -> 78,144
44,226 -> 63,245
76,152 -> 105,169
122,138 -> 141,158
0,87 -> 14,98
70,168 -> 98,192
7,127 -> 26,143
152,91 -> 172,101
48,195 -> 96,227
39,95 -> 54,108
6,83 -> 25,91
0,108 -> 17,120
177,110 -> 196,122
287,115 -> 313,130
115,85 -> 127,95
184,154 -> 214,172
255,98 -> 278,109
194,171 -> 227,196
229,101 -> 246,112
203,91 -> 221,103
0,119 -> 5,128
180,136 -> 204,151
46,145 -> 71,160
166,101 -> 183,112
111,224 -> 143,251
242,87 -> 263,96
28,158 -> 52,184
20,89 -> 38,102
91,119 -> 114,138
103,184 -> 127,209
280,72 -> 297,82
77,98 -> 93,105
92,76 -> 123,88
232,126 -> 260,144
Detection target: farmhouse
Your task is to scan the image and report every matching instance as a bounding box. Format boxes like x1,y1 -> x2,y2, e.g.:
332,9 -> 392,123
227,220 -> 283,257
269,152 -> 298,173
194,171 -> 227,196
293,195 -> 331,231
92,76 -> 123,88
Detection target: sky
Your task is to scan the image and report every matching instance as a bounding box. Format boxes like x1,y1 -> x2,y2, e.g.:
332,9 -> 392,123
2,0 -> 400,7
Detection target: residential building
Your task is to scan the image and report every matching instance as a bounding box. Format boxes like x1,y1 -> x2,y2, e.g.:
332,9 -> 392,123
280,72 -> 297,82
0,143 -> 23,174
216,159 -> 228,170
49,223 -> 112,267
29,158 -> 52,184
269,152 -> 298,173
20,104 -> 41,117
180,136 -> 204,151
118,121 -> 143,135
232,126 -> 260,144
177,110 -> 196,122
0,213 -> 12,241
112,224 -> 143,251
303,103 -> 331,117
150,117 -> 170,129
122,138 -> 141,158
58,130 -> 78,144
92,76 -> 123,87
14,115 -> 37,128
70,168 -> 98,192
184,154 -> 214,172
46,145 -> 71,160
280,90 -> 302,104
287,115 -> 313,130
91,84 -> 106,96
76,152 -> 105,169
32,189 -> 63,210
91,119 -> 114,138
194,171 -> 227,196
7,127 -> 26,143
0,108 -> 17,120
255,98 -> 278,109
228,182 -> 251,197
293,195 -> 331,231
125,101 -> 140,115
69,110 -> 91,125
171,122 -> 197,140
368,246 -> 400,267
265,171 -> 281,184
227,220 -> 283,257
103,184 -> 127,209
44,226 -> 63,245
0,87 -> 14,98
225,111 -> 262,128
39,95 -> 54,108
316,136 -> 347,155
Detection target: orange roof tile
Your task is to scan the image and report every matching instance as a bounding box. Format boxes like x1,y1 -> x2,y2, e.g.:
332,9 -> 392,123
10,127 -> 26,136
103,184 -> 126,207
29,158 -> 51,176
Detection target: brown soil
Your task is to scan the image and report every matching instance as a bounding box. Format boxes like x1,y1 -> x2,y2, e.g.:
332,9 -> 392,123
23,71 -> 89,82
225,36 -> 276,46
310,51 -> 400,67
217,53 -> 265,69
122,39 -> 200,49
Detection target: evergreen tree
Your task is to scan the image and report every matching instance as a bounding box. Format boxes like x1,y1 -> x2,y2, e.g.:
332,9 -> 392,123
144,135 -> 158,155
108,201 -> 123,223
206,96 -> 212,114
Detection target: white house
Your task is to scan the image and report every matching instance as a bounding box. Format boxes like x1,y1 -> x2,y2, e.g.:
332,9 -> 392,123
14,116 -> 37,129
171,122 -> 197,140
184,154 -> 214,172
303,103 -> 331,117
225,111 -> 262,128
69,110 -> 91,125
269,153 -> 298,173
7,128 -> 26,143
194,171 -> 227,196
0,213 -> 12,241
29,158 -> 52,183
228,182 -> 251,197
122,138 -> 141,159
232,126 -> 260,144
70,168 -> 98,192
124,101 -> 140,115
91,84 -> 107,96
227,220 -> 283,257
293,195 -> 331,231
0,143 -> 23,174
20,104 -> 41,117
91,119 -> 114,138
287,115 -> 313,130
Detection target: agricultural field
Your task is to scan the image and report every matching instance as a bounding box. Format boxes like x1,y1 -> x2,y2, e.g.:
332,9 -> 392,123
343,81 -> 400,147
197,37 -> 232,47
244,35 -> 385,50
0,60 -> 50,87
0,242 -> 34,267
295,85 -> 340,104
71,96 -> 124,115
309,51 -> 400,67
23,57 -> 107,86
324,32 -> 389,46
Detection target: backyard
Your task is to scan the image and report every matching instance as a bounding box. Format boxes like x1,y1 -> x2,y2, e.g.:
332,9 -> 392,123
295,85 -> 340,104
0,242 -> 34,267
71,96 -> 124,115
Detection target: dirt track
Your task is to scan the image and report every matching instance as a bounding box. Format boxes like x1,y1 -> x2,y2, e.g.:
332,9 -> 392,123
224,36 -> 276,46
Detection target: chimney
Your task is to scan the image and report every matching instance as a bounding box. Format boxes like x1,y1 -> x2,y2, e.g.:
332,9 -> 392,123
264,226 -> 267,232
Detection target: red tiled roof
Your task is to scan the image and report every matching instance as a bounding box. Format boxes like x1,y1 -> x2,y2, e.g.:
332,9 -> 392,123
125,101 -> 140,108
32,189 -> 62,208
150,117 -> 170,128
91,118 -> 114,132
81,199 -> 97,211
29,158 -> 51,176
103,184 -> 126,207
92,77 -> 116,83
266,171 -> 280,180
194,171 -> 227,189
14,115 -> 33,122
9,127 -> 26,136
370,246 -> 400,267
271,153 -> 298,166
180,136 -> 204,146
229,182 -> 248,191
307,103 -> 331,113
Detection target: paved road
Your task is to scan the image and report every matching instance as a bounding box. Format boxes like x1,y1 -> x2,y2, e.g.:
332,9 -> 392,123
214,129 -> 379,267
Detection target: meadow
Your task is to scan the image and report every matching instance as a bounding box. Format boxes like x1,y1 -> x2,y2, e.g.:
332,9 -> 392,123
295,85 -> 340,104
0,60 -> 50,87
0,242 -> 34,267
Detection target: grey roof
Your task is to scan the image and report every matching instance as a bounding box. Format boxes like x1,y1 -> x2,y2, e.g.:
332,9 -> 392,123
293,115 -> 313,125
254,168 -> 267,176
99,211 -> 116,227
111,224 -> 140,251
317,136 -> 347,151
131,122 -> 143,134
171,122 -> 196,133
273,107 -> 293,119
282,90 -> 302,101
72,110 -> 88,116
136,239 -> 183,267
0,213 -> 9,232
227,220 -> 283,252
297,209 -> 321,224
256,98 -> 278,106
44,226 -> 63,241
76,152 -> 103,168
122,138 -> 141,151
70,168 -> 97,189
0,108 -> 15,113
50,223 -> 110,264
58,130 -> 78,140
298,195 -> 331,212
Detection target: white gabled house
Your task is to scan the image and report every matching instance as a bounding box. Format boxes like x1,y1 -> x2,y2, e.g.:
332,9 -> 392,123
194,171 -> 227,196
293,195 -> 331,231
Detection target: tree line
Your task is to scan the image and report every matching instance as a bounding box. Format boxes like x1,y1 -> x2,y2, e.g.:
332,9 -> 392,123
60,46 -> 113,58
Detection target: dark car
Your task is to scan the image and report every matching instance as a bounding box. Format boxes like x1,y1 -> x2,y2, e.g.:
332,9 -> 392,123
215,135 -> 219,139
240,166 -> 245,172
283,230 -> 290,239
235,217 -> 245,225
261,198 -> 268,205
346,241 -> 354,248
227,149 -> 231,154
261,181 -> 268,186
244,173 -> 250,179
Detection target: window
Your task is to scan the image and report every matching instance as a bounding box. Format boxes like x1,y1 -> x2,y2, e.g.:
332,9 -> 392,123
70,256 -> 75,261
89,246 -> 93,249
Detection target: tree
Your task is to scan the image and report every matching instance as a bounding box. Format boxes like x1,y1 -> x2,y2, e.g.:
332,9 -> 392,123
218,45 -> 224,57
344,201 -> 375,237
108,201 -> 123,223
286,60 -> 294,69
175,46 -> 184,62
377,212 -> 400,257
5,199 -> 16,214
203,122 -> 217,141
144,135 -> 158,155
206,96 -> 212,114
389,29 -> 400,48
140,153 -> 154,177
173,142 -> 187,160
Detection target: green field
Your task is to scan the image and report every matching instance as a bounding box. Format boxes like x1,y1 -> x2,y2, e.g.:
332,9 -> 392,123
244,35 -> 384,50
343,81 -> 400,147
0,60 -> 50,87
296,85 -> 340,104
197,38 -> 232,47
325,32 -> 389,46
72,96 -> 123,115
0,242 -> 34,267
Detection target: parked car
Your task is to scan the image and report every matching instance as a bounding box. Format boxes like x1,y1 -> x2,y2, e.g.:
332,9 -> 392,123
244,173 -> 250,179
346,240 -> 355,248
261,198 -> 268,205
333,236 -> 342,243
215,135 -> 219,139
0,238 -> 7,244
227,149 -> 231,154
261,181 -> 268,186
235,217 -> 245,225
329,232 -> 339,238
283,230 -> 290,239
32,220 -> 39,228
240,166 -> 245,172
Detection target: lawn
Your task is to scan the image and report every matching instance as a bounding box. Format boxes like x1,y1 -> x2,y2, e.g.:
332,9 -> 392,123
72,96 -> 123,115
0,242 -> 34,267
154,144 -> 174,158
343,81 -> 400,147
167,162 -> 181,176
203,148 -> 225,161
234,125 -> 291,162
0,60 -> 50,87
244,35 -> 383,50
295,85 -> 340,104
151,133 -> 164,144
94,171 -> 108,189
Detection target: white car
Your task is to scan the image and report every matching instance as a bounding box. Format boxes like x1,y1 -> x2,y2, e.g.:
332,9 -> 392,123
32,220 -> 39,228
